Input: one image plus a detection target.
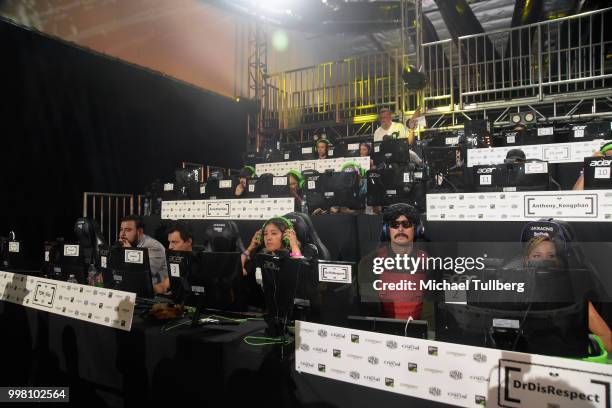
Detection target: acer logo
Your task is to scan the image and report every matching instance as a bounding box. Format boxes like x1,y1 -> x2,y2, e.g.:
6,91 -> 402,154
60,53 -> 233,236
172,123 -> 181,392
590,159 -> 612,166
477,167 -> 495,174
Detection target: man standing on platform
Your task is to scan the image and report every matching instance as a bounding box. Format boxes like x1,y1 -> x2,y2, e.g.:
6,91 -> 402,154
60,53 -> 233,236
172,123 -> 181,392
373,107 -> 423,165
119,215 -> 169,294
373,107 -> 406,142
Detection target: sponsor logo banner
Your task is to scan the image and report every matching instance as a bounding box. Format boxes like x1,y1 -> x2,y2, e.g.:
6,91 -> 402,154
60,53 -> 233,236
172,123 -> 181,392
295,321 -> 612,408
256,156 -> 371,177
467,140 -> 606,167
0,271 -> 135,331
427,190 -> 612,222
161,198 -> 294,220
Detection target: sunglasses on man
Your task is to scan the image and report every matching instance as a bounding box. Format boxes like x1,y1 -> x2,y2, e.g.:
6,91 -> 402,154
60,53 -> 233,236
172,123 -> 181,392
389,220 -> 414,229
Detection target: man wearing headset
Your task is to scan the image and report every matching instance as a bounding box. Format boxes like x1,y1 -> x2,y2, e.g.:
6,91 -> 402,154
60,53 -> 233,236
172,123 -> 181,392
572,141 -> 612,190
357,204 -> 433,323
235,166 -> 256,197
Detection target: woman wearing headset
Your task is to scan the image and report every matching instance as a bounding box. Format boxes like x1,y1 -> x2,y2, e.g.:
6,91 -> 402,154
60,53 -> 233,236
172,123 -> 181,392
523,236 -> 611,352
241,217 -> 303,274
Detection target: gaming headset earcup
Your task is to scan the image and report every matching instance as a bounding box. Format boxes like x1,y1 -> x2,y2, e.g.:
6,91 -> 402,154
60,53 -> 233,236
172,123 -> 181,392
380,224 -> 390,242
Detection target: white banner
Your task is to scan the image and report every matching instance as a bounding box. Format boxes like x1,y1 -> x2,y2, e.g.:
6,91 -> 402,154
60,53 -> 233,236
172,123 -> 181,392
295,321 -> 612,408
467,140 -> 606,167
256,156 -> 371,177
426,190 -> 612,222
0,271 -> 136,331
161,198 -> 295,220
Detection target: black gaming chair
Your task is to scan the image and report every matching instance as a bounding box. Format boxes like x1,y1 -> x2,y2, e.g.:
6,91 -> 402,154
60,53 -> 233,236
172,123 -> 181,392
202,221 -> 246,253
74,218 -> 105,264
282,212 -> 331,260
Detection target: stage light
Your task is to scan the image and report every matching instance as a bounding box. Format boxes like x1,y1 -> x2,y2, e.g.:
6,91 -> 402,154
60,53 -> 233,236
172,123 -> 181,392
524,112 -> 535,123
272,30 -> 289,52
510,113 -> 522,124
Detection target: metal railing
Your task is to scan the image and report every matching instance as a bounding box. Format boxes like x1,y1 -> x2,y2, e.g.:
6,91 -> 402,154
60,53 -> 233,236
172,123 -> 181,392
263,50 -> 418,129
422,38 -> 455,110
260,7 -> 611,131
453,7 -> 612,108
82,192 -> 145,245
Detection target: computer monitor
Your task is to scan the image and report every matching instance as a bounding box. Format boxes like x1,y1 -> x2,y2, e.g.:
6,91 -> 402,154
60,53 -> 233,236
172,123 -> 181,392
58,243 -> 88,283
1,238 -> 25,271
175,168 -> 200,199
243,150 -> 270,166
280,144 -> 302,162
298,142 -> 317,160
583,156 -> 612,190
366,164 -> 422,206
107,246 -> 154,299
302,171 -> 327,211
472,164 -> 508,192
333,141 -> 364,158
187,251 -> 243,312
347,316 -> 428,338
166,250 -> 197,304
373,138 -> 411,165
423,145 -> 470,192
256,253 -> 312,336
436,302 -> 589,358
250,174 -> 291,198
436,265 -> 590,357
317,171 -> 362,209
201,177 -> 238,199
506,160 -> 550,191
42,241 -> 62,278
312,260 -> 357,326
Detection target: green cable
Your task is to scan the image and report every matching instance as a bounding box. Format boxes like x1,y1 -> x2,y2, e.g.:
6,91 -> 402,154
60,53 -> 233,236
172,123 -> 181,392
204,314 -> 247,324
161,318 -> 191,332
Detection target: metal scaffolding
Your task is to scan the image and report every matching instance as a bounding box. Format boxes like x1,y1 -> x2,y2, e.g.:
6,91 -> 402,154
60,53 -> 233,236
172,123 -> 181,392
250,5 -> 612,145
247,19 -> 268,151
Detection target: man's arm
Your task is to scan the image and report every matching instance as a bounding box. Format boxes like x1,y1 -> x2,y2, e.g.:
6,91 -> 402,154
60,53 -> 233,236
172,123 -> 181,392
147,242 -> 169,294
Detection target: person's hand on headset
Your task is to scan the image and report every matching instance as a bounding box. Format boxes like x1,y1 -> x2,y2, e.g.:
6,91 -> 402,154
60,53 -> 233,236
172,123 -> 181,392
248,229 -> 262,249
235,183 -> 245,196
241,229 -> 263,276
283,229 -> 300,253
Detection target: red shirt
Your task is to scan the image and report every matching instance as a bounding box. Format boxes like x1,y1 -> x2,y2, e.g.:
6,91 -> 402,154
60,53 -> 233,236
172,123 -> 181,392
376,246 -> 426,320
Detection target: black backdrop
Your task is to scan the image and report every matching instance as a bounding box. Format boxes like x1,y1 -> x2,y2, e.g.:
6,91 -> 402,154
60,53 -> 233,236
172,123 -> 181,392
0,18 -> 248,267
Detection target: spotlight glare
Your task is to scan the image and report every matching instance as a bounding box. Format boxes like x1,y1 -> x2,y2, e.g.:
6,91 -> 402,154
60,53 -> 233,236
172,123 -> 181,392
272,30 -> 289,52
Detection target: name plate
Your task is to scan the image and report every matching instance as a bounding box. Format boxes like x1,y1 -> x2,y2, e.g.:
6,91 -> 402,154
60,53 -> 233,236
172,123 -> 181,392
63,245 -> 80,257
0,271 -> 136,331
318,263 -> 352,284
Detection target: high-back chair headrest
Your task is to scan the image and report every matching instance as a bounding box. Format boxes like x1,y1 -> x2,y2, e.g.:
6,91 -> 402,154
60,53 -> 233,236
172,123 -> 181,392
203,221 -> 245,253
74,218 -> 105,263
282,212 -> 331,260
520,218 -> 582,267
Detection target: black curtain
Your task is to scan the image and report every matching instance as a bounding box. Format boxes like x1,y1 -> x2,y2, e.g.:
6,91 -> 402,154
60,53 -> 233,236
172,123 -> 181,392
0,18 -> 248,268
